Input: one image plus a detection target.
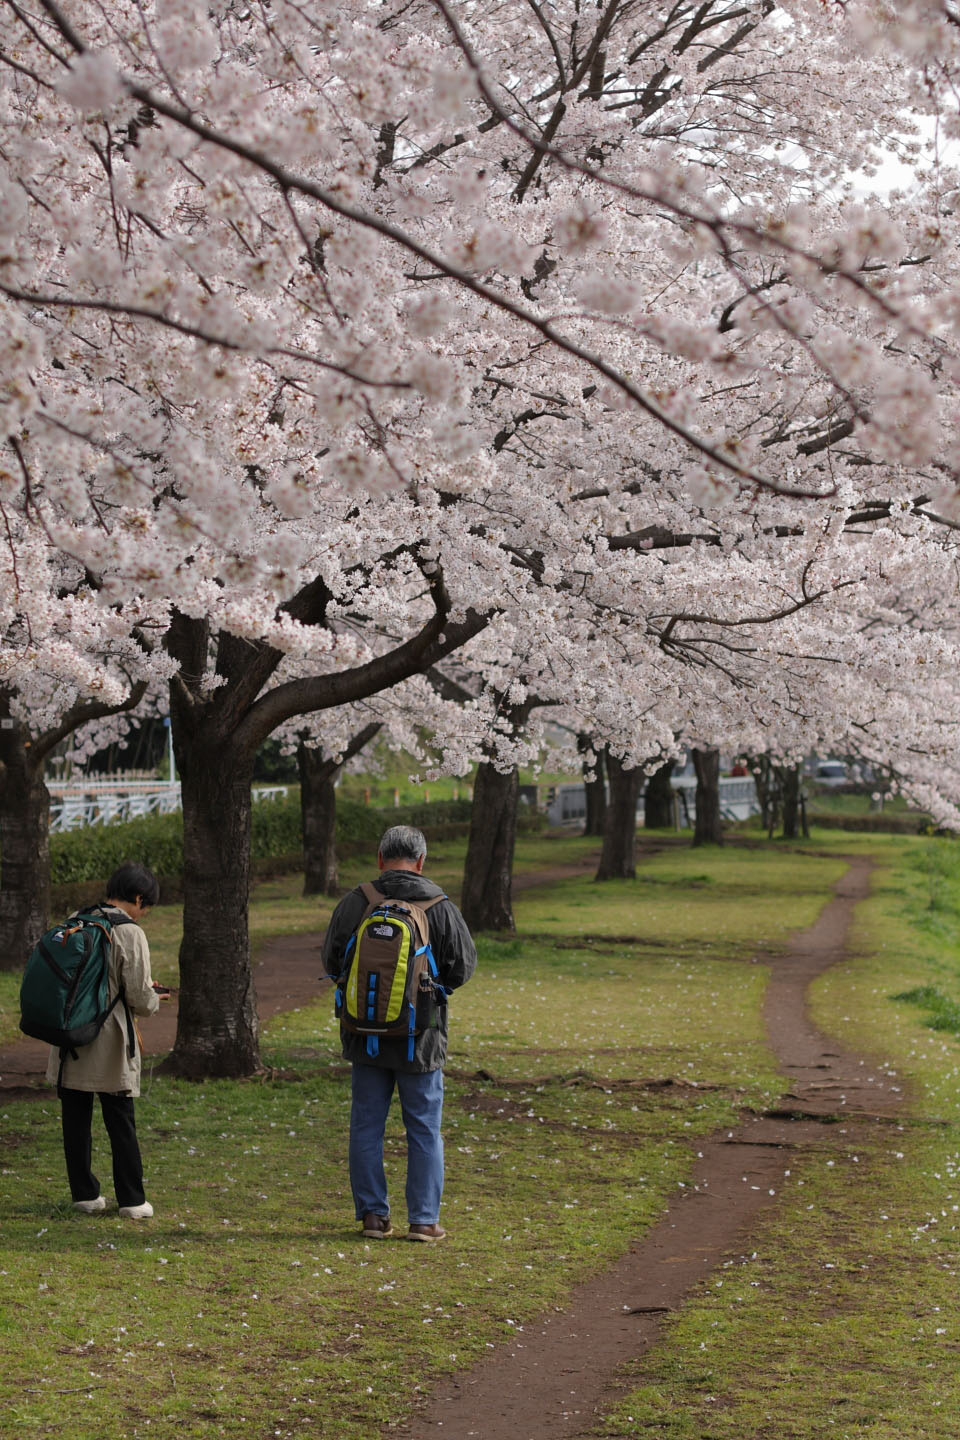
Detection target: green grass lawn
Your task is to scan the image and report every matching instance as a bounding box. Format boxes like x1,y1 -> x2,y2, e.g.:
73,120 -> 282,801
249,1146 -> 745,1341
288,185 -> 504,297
594,831 -> 960,1440
3,833 -> 960,1439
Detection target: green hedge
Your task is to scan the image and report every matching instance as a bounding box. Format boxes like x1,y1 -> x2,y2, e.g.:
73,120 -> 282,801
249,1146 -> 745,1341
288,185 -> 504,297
50,810 -> 185,885
47,795 -> 500,888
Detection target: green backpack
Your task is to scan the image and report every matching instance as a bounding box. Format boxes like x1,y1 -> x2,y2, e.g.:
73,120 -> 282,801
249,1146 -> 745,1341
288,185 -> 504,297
19,909 -> 135,1061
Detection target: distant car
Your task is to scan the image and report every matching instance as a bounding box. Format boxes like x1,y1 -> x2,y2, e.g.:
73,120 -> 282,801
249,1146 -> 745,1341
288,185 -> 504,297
815,760 -> 848,786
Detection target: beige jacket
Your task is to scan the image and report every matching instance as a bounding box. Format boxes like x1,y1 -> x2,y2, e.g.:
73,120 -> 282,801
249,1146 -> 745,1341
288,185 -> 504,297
45,907 -> 160,1096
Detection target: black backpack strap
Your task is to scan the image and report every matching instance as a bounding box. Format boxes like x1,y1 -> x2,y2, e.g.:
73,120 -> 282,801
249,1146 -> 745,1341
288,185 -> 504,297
95,912 -> 138,1060
99,984 -> 136,1060
121,986 -> 136,1060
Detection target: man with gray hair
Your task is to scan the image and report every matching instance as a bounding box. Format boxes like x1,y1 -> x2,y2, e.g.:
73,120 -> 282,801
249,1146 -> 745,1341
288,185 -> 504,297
322,825 -> 476,1241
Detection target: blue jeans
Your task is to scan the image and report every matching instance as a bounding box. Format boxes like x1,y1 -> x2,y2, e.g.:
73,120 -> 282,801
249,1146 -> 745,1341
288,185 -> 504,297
349,1064 -> 444,1225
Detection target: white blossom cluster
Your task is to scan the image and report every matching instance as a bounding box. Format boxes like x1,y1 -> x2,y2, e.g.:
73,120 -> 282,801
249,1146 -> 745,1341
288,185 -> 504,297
2,1 -> 960,813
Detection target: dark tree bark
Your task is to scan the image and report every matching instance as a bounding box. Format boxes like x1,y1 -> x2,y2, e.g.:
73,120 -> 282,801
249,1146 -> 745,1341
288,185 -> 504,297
0,683 -> 146,970
692,748 -> 724,847
581,738 -> 607,837
170,717 -> 260,1079
781,764 -> 801,840
595,753 -> 642,880
162,578 -> 488,1078
749,754 -> 783,837
460,698 -> 532,931
460,761 -> 520,931
299,721 -> 381,897
643,760 -> 675,828
0,725 -> 51,969
299,744 -> 340,898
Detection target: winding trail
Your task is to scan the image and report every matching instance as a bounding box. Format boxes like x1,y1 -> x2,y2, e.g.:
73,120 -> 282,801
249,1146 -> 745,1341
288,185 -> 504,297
393,856 -> 901,1440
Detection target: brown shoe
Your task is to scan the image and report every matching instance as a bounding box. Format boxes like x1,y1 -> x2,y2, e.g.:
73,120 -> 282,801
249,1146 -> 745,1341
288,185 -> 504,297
406,1223 -> 446,1243
361,1213 -> 394,1238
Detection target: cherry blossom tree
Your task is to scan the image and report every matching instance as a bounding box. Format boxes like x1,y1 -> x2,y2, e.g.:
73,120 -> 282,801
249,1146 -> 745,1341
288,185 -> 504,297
0,530 -> 157,965
5,0 -> 960,1070
644,760 -> 676,829
277,673 -> 473,895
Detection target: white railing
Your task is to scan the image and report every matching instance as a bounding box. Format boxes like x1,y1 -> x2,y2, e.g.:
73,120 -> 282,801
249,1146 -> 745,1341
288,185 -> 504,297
546,775 -> 759,826
47,781 -> 289,833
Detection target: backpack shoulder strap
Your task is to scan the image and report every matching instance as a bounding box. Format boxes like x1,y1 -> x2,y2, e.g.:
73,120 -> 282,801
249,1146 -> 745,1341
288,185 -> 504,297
100,916 -> 138,1058
359,882 -> 385,909
418,894 -> 447,914
84,910 -> 138,1058
402,893 -> 447,946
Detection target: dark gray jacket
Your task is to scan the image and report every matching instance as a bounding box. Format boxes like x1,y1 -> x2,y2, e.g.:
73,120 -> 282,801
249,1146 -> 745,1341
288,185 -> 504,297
321,868 -> 477,1072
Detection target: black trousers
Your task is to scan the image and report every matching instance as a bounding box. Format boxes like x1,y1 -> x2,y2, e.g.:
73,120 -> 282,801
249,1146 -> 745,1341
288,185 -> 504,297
58,1087 -> 146,1208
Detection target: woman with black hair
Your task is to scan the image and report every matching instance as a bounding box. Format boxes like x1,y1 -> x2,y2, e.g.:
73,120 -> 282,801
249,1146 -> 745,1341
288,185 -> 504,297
46,861 -> 168,1219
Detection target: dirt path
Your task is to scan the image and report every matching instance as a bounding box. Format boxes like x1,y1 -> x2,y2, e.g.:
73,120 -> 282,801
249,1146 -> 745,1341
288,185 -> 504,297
0,852 -> 608,1093
0,930 -> 331,1094
393,855 -> 899,1440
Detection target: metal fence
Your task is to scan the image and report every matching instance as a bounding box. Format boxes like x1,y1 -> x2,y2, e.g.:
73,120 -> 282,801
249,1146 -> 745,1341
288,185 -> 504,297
47,782 -> 289,833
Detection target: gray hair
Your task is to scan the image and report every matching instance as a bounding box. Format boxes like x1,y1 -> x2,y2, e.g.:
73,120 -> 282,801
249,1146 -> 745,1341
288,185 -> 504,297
378,824 -> 427,864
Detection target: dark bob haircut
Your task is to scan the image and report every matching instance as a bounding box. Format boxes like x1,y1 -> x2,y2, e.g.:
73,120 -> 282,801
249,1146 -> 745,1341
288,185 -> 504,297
105,862 -> 161,908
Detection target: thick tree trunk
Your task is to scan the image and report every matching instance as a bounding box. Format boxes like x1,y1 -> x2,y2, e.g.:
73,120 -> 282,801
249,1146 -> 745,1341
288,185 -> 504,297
595,754 -> 642,880
781,764 -> 801,840
692,748 -> 724,847
643,760 -> 675,829
460,763 -> 520,931
0,728 -> 50,969
163,717 -> 260,1078
580,739 -> 607,837
298,743 -> 339,896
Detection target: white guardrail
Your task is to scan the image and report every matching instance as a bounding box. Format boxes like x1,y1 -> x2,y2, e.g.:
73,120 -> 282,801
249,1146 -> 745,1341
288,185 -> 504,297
47,782 -> 289,833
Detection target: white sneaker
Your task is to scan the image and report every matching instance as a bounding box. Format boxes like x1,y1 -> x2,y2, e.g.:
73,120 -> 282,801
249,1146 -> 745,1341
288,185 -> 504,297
73,1196 -> 106,1214
119,1201 -> 154,1220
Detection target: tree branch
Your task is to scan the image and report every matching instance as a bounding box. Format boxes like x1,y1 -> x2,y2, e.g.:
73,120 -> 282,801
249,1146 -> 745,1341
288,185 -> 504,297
29,679 -> 148,768
236,608 -> 490,757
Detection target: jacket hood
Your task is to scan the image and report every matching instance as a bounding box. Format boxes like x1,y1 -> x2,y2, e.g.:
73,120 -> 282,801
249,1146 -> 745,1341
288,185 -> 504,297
370,869 -> 446,901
